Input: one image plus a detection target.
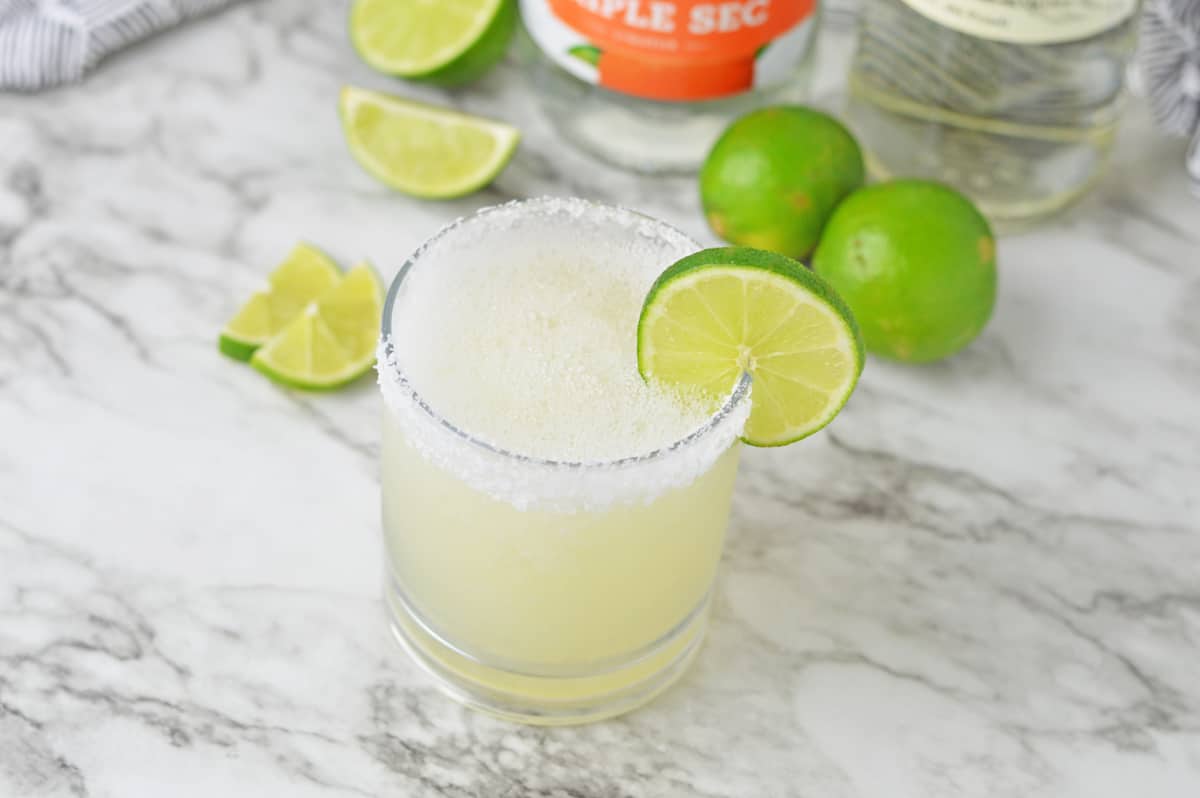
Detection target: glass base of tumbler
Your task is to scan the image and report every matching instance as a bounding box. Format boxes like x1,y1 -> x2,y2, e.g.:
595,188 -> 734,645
384,578 -> 711,726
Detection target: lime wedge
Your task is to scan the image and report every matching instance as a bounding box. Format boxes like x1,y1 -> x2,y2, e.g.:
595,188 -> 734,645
339,86 -> 519,199
250,263 -> 383,390
349,0 -> 516,84
638,247 -> 864,447
219,243 -> 342,362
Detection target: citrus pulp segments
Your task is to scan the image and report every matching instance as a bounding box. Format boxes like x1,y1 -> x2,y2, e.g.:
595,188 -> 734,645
349,0 -> 505,77
638,248 -> 864,447
339,86 -> 520,199
219,243 -> 341,361
251,263 -> 383,390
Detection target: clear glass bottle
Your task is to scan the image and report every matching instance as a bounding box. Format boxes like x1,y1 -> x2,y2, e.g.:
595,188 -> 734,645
844,0 -> 1142,227
520,0 -> 821,174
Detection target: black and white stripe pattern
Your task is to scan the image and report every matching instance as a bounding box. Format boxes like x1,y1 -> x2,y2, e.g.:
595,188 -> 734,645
1136,0 -> 1200,191
0,0 -> 241,92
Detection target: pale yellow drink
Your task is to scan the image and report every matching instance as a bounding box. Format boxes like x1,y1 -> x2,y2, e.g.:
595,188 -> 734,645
378,199 -> 750,724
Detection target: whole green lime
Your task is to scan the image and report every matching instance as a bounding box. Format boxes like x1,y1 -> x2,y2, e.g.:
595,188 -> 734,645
811,180 -> 997,363
700,106 -> 865,260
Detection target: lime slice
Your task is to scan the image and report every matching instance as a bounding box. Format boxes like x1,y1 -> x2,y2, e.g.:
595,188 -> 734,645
339,86 -> 519,199
219,243 -> 342,362
349,0 -> 515,84
638,247 -> 864,447
250,263 -> 383,390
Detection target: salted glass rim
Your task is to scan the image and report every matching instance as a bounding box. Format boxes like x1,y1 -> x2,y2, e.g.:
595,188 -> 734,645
377,196 -> 751,471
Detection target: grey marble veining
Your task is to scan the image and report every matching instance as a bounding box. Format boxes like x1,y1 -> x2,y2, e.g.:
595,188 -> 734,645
2,2 -> 1199,796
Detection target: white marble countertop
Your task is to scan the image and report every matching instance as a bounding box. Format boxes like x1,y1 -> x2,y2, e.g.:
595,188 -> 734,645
2,2 -> 1199,796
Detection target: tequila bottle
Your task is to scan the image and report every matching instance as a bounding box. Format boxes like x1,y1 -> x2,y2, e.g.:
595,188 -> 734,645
845,0 -> 1142,226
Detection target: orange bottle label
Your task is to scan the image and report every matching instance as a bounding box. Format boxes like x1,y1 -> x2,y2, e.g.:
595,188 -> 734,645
524,0 -> 818,101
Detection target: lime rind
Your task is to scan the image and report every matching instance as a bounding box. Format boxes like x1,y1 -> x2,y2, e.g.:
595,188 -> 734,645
218,333 -> 260,362
349,0 -> 505,78
251,340 -> 378,391
339,86 -> 520,200
638,247 -> 864,447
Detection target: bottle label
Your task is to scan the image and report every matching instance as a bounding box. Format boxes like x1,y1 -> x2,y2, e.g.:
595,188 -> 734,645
896,0 -> 1138,44
521,0 -> 818,101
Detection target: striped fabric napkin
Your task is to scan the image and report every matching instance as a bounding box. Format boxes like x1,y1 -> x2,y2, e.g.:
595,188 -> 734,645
1137,0 -> 1200,192
0,0 -> 242,92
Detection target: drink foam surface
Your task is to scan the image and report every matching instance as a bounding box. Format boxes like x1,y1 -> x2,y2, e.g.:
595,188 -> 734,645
378,199 -> 750,511
388,201 -> 714,462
